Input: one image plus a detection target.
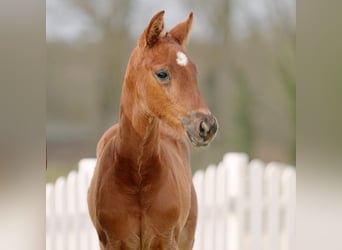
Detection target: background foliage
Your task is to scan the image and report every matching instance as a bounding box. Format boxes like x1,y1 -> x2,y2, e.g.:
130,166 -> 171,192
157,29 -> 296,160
47,0 -> 295,181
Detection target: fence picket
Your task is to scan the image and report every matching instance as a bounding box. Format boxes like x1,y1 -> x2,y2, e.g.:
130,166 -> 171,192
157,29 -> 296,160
249,160 -> 264,250
282,167 -> 296,250
46,153 -> 295,250
265,163 -> 282,250
224,153 -> 248,250
78,158 -> 96,185
66,171 -> 78,250
203,165 -> 217,250
54,177 -> 67,250
46,183 -> 54,250
78,158 -> 98,249
193,170 -> 205,250
215,161 -> 229,250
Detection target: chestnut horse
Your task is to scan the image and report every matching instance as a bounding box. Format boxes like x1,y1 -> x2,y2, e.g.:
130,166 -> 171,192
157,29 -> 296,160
88,11 -> 218,250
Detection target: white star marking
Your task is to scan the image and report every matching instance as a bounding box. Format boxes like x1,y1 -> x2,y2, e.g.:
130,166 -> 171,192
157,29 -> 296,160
176,51 -> 188,66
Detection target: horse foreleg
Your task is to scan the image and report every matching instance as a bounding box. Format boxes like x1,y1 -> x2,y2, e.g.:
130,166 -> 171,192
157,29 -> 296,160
179,183 -> 198,250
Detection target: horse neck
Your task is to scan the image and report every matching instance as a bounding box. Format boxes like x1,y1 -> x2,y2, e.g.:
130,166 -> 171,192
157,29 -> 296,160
116,79 -> 160,163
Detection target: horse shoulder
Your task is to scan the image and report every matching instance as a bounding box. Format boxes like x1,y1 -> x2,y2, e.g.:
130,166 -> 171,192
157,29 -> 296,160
88,137 -> 116,240
157,135 -> 192,210
91,137 -> 141,242
96,124 -> 119,158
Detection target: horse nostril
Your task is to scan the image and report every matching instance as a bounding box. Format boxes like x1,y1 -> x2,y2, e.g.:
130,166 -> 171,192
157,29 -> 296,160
210,120 -> 217,135
199,121 -> 209,138
199,115 -> 218,140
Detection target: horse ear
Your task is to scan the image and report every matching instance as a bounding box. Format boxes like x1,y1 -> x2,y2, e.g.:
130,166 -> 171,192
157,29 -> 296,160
168,12 -> 193,46
140,10 -> 165,48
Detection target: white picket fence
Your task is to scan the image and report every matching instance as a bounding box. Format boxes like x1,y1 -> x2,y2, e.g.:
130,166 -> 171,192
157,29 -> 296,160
46,153 -> 296,250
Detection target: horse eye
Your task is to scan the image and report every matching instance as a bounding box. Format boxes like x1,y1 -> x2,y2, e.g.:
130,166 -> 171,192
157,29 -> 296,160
155,70 -> 170,82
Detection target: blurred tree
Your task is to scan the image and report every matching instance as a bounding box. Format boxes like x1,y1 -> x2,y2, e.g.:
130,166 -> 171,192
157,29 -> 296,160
267,0 -> 296,163
232,68 -> 254,156
184,0 -> 295,166
47,0 -> 296,180
69,0 -> 134,133
277,52 -> 296,164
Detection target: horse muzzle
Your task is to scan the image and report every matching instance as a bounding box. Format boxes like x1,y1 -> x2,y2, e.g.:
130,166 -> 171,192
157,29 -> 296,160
182,112 -> 218,147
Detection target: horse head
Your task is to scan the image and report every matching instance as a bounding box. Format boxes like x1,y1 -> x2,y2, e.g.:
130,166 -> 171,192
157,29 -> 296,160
124,10 -> 218,146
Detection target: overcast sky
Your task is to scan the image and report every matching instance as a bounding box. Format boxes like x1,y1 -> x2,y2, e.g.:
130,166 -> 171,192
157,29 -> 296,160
46,0 -> 295,43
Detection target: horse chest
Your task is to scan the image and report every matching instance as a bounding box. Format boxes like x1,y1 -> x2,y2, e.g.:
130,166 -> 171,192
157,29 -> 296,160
97,155 -> 192,243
